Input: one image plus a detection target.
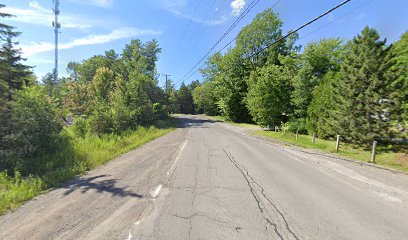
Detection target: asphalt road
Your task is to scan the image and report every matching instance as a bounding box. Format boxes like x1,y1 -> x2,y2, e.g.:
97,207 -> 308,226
1,115 -> 408,240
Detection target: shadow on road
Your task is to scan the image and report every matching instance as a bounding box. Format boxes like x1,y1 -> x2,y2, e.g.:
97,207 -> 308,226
62,174 -> 143,198
175,115 -> 220,129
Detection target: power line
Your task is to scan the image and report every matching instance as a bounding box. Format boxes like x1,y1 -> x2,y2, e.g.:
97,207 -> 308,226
298,0 -> 375,41
170,0 -> 219,70
182,0 -> 352,83
164,0 -> 204,73
249,0 -> 351,58
177,0 -> 262,85
181,0 -> 281,84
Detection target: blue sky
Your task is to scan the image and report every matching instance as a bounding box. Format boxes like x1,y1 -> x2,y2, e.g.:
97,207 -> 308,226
3,0 -> 408,87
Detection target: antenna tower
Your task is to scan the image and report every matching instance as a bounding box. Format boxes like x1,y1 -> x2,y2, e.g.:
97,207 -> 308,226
52,0 -> 61,81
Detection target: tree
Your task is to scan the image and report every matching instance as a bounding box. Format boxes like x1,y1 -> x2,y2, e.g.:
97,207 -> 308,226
176,83 -> 195,114
193,82 -> 218,115
291,38 -> 344,131
208,8 -> 297,123
390,32 -> 408,138
331,27 -> 397,144
0,28 -> 31,101
1,86 -> 63,174
307,71 -> 338,138
246,63 -> 293,127
89,67 -> 115,101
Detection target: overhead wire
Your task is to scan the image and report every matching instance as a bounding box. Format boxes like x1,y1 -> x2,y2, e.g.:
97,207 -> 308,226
181,0 -> 354,83
164,0 -> 204,73
176,0 -> 262,86
180,0 -> 281,84
170,0 -> 220,70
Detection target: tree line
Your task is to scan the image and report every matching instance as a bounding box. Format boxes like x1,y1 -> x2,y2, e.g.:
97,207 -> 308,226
0,4 -> 406,178
176,8 -> 406,146
0,4 -> 172,177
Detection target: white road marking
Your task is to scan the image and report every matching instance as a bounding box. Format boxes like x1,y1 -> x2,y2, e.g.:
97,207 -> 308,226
126,231 -> 133,240
167,129 -> 190,176
151,184 -> 163,198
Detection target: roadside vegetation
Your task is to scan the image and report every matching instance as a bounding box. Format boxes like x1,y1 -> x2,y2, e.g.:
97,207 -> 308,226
0,3 -> 407,214
212,115 -> 407,173
0,119 -> 177,214
256,131 -> 408,173
170,9 -> 407,167
0,4 -> 179,214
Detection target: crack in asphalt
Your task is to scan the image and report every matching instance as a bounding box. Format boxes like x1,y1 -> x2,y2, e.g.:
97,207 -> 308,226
223,148 -> 300,240
173,212 -> 239,230
186,154 -> 199,239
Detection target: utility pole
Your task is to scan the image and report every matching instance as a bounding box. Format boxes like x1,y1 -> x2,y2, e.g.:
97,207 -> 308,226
164,74 -> 171,95
52,0 -> 61,82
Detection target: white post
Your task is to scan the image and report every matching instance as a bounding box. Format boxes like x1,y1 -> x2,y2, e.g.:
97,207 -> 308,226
371,141 -> 377,163
312,133 -> 316,144
296,130 -> 298,141
336,135 -> 340,153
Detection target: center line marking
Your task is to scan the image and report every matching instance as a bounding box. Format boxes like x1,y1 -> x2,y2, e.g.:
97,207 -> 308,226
167,129 -> 190,176
151,184 -> 162,198
126,231 -> 133,240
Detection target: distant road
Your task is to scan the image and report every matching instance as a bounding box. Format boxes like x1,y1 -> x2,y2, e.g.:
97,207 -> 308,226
1,115 -> 408,239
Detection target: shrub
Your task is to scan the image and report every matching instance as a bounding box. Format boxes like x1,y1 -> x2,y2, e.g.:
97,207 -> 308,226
72,117 -> 90,138
1,86 -> 63,174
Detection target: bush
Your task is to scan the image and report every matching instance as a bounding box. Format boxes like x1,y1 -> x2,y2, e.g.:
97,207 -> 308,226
0,86 -> 63,174
72,117 -> 90,138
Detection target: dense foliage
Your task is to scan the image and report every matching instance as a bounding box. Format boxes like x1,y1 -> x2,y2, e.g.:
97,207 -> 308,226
0,4 -> 171,178
192,9 -> 407,145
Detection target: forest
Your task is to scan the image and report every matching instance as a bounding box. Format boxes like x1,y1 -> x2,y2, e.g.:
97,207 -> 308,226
0,4 -> 406,213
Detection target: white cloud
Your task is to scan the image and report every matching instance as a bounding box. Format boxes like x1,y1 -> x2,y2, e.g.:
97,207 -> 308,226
231,0 -> 246,16
21,27 -> 163,56
3,1 -> 94,29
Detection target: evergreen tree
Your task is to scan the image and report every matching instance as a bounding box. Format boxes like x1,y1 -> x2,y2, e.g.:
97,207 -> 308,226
0,28 -> 31,101
390,32 -> 408,138
291,38 -> 344,132
307,71 -> 338,138
331,27 -> 396,144
176,83 -> 195,114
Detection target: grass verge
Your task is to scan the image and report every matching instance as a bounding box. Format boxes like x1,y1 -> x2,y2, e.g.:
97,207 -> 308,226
255,131 -> 408,173
0,117 -> 178,215
204,114 -> 407,173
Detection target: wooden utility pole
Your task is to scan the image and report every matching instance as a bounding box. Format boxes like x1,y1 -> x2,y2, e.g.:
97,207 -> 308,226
164,74 -> 171,95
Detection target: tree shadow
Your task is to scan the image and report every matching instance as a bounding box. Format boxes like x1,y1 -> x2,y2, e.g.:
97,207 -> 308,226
62,174 -> 143,198
175,116 -> 220,129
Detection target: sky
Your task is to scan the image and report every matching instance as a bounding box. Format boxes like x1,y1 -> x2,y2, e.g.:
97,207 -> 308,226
2,0 -> 408,87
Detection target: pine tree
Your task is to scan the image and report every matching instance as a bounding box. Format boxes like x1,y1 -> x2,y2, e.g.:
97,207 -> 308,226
390,32 -> 408,139
0,28 -> 32,101
331,27 -> 396,145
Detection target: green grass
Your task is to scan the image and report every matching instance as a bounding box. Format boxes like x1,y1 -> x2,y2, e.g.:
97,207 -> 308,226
203,114 -> 407,173
255,131 -> 408,173
0,118 -> 178,215
207,115 -> 260,129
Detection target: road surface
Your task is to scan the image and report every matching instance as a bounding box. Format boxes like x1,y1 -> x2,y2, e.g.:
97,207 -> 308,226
1,115 -> 408,239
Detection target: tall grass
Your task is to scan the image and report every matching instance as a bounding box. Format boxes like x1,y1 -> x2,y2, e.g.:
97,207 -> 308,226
0,118 -> 178,214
